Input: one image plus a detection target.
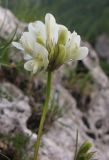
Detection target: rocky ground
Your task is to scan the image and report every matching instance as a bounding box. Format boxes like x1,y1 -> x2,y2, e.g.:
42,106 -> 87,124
0,6 -> 109,160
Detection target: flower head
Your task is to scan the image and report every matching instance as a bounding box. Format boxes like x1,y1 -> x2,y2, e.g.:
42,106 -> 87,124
12,13 -> 88,73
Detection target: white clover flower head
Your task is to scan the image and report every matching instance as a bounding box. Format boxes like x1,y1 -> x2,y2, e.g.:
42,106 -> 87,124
12,13 -> 88,73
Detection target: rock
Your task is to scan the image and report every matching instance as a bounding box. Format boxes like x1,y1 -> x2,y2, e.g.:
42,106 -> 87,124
82,42 -> 109,159
0,82 -> 37,141
0,6 -> 26,40
38,42 -> 109,160
95,34 -> 109,61
21,42 -> 109,160
83,42 -> 109,88
39,84 -> 91,160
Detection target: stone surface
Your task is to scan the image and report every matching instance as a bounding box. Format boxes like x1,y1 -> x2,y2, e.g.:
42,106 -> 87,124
83,42 -> 109,159
38,42 -> 109,160
31,42 -> 109,160
0,82 -> 37,141
95,34 -> 109,61
0,6 -> 26,40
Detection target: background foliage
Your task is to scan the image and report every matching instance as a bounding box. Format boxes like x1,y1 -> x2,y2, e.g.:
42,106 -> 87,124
1,0 -> 109,43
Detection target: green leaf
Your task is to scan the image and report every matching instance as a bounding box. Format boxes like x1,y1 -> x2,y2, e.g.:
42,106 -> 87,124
77,141 -> 92,155
75,141 -> 95,160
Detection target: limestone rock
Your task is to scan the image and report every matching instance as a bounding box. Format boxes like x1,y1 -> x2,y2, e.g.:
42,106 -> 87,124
95,34 -> 109,61
0,82 -> 37,141
38,42 -> 109,160
0,6 -> 26,40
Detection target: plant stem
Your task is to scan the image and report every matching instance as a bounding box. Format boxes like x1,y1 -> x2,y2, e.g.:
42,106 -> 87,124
33,71 -> 52,160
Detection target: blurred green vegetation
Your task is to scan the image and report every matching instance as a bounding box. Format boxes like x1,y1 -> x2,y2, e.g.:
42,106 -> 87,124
1,0 -> 109,73
63,62 -> 94,95
0,133 -> 30,160
1,0 -> 109,78
100,59 -> 109,76
1,0 -> 109,43
74,140 -> 95,160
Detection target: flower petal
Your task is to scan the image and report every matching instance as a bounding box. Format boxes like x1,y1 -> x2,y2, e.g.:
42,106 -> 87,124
77,47 -> 88,60
28,21 -> 46,44
33,42 -> 48,58
24,60 -> 34,71
34,44 -> 49,69
24,54 -> 32,60
20,32 -> 35,53
56,44 -> 66,65
37,53 -> 49,69
45,13 -> 58,44
12,42 -> 24,51
70,31 -> 81,47
33,64 -> 38,74
66,46 -> 88,61
70,47 -> 88,61
58,24 -> 69,45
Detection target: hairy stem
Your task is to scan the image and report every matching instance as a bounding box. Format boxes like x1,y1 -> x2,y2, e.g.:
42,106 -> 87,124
33,71 -> 52,160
